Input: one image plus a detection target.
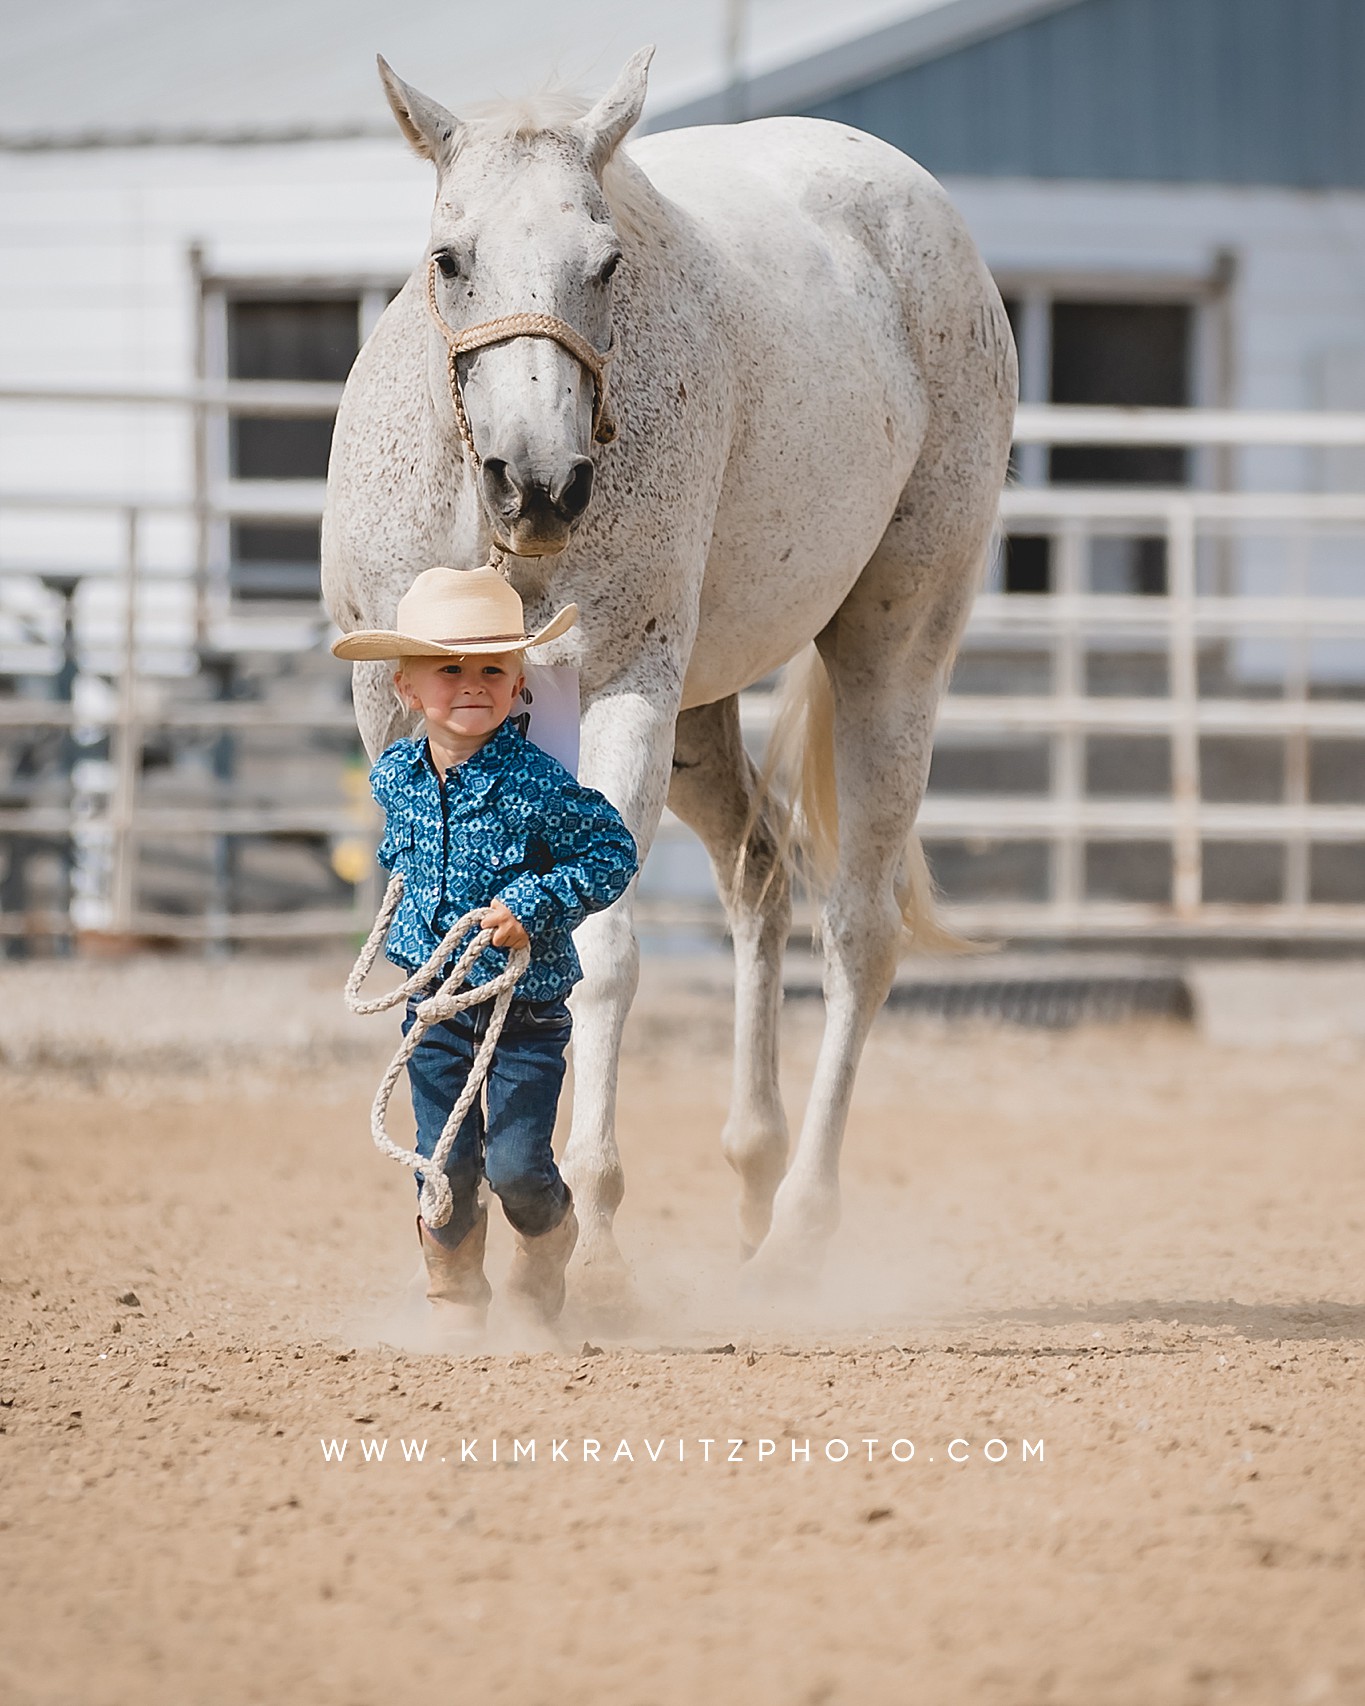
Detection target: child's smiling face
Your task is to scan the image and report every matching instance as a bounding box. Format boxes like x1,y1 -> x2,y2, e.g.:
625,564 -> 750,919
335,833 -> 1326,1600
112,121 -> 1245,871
395,652 -> 525,751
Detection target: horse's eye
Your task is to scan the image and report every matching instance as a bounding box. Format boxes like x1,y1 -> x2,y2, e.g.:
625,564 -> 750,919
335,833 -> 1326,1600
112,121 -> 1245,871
434,251 -> 460,280
597,251 -> 622,285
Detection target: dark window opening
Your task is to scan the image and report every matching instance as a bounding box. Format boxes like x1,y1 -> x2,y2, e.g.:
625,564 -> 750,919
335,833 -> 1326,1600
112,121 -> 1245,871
230,522 -> 320,601
1004,534 -> 1051,593
231,417 -> 337,482
1049,302 -> 1191,485
951,647 -> 1052,695
1084,649 -> 1169,698
928,737 -> 1051,796
923,839 -> 1051,905
227,298 -> 359,381
1000,297 -> 1021,481
1200,737 -> 1284,804
1203,843 -> 1284,905
1084,840 -> 1172,904
1084,735 -> 1172,798
226,298 -> 359,482
1310,844 -> 1365,905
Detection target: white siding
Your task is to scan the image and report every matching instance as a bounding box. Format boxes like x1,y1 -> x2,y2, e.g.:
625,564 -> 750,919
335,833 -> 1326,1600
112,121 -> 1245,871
0,137 -> 434,666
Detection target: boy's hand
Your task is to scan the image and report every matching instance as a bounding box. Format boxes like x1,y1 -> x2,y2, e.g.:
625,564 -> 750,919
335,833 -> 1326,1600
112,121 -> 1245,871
485,899 -> 530,951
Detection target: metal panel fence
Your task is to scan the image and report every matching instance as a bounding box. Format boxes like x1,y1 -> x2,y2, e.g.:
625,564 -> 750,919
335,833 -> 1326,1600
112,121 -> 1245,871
944,406 -> 1365,938
0,379 -> 363,945
2,384 -> 1365,947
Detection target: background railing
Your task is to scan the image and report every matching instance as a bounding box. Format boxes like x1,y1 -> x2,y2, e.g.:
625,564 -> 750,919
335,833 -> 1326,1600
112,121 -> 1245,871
3,385 -> 1365,948
0,379 -> 360,944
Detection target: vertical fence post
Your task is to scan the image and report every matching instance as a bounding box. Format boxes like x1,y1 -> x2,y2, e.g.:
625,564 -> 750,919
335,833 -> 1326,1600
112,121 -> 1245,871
189,244 -> 211,652
108,507 -> 141,936
1167,500 -> 1202,918
1050,522 -> 1085,922
1283,532 -> 1311,913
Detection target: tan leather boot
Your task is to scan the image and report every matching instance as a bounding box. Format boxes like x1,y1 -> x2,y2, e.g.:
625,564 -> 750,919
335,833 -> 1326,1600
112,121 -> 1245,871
504,1193 -> 579,1324
417,1204 -> 491,1337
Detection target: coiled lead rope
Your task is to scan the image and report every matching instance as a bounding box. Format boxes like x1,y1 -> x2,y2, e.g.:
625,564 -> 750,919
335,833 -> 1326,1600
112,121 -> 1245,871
345,872 -> 530,1229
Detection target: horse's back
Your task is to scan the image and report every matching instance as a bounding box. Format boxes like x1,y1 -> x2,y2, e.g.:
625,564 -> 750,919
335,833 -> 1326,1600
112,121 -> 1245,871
633,115 -> 943,209
631,116 -> 992,307
631,115 -> 1009,422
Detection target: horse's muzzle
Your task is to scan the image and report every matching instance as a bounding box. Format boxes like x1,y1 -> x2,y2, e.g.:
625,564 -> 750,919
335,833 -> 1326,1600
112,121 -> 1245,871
480,455 -> 594,555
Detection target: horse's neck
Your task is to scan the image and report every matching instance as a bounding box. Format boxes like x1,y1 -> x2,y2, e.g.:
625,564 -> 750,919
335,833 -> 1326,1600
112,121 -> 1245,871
608,150 -> 720,308
605,147 -> 681,250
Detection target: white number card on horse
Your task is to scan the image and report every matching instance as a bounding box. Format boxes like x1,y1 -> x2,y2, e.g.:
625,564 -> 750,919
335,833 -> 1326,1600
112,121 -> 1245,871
515,662 -> 581,776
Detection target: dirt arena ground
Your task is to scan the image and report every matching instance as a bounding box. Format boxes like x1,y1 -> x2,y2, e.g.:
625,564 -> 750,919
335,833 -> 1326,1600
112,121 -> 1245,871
2,954 -> 1363,1705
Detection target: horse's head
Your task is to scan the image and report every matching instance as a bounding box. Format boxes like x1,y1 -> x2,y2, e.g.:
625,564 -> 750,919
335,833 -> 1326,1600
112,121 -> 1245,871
379,50 -> 652,558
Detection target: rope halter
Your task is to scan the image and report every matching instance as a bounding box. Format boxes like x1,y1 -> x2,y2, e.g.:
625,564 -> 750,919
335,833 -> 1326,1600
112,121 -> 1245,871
424,256 -> 618,472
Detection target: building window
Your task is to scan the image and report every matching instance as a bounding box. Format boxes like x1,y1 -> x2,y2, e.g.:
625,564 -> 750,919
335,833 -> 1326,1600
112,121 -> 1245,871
202,281 -> 397,605
222,295 -> 358,602
229,521 -> 325,602
227,298 -> 360,482
1049,302 -> 1191,487
1002,535 -> 1050,594
999,291 -> 1199,595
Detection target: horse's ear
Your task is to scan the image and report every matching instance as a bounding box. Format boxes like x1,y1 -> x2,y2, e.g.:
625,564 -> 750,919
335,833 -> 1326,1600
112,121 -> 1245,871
574,45 -> 654,173
377,56 -> 463,166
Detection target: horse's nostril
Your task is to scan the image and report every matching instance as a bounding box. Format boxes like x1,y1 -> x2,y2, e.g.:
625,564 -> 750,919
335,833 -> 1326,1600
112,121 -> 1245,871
554,457 -> 595,521
480,456 -> 520,515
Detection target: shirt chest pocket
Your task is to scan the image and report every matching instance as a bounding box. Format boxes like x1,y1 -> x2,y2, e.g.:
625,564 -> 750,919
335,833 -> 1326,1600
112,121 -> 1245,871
388,823 -> 417,859
481,834 -> 528,877
383,822 -> 427,883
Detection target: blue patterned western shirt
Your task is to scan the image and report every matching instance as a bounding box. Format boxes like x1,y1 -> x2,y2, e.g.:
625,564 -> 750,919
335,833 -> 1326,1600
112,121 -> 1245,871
370,718 -> 638,1003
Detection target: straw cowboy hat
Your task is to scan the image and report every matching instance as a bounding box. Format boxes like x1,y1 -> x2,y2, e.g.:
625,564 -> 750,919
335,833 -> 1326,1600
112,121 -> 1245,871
330,565 -> 578,661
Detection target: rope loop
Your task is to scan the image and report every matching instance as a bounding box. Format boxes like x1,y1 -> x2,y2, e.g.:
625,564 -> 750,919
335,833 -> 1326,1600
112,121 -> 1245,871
345,872 -> 531,1229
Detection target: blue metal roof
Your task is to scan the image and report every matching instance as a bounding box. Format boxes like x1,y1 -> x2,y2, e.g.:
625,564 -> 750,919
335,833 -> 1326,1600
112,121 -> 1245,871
797,0 -> 1365,188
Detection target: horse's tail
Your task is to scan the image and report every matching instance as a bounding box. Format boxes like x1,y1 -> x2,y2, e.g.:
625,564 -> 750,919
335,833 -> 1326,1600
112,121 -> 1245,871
750,645 -> 976,955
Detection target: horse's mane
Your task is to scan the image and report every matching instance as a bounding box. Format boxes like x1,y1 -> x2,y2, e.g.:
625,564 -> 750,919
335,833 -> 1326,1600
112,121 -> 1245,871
462,90 -> 671,247
464,89 -> 595,139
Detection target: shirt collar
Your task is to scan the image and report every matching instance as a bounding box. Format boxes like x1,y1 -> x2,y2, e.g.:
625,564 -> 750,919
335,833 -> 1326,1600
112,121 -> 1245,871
404,716 -> 524,794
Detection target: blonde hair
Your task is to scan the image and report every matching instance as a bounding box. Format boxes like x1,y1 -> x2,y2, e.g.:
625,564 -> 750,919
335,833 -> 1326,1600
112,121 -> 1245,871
392,657 -> 418,716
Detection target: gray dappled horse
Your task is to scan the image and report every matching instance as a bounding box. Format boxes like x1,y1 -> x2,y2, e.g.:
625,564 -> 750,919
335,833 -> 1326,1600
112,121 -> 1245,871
322,48 -> 1017,1312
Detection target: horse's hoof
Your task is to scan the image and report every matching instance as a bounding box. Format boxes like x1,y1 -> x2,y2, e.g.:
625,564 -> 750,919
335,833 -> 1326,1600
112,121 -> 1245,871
737,1229 -> 825,1300
736,1253 -> 793,1301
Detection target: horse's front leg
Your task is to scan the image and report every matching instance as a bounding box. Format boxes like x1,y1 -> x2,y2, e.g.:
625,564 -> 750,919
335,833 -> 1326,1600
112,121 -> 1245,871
562,678 -> 678,1323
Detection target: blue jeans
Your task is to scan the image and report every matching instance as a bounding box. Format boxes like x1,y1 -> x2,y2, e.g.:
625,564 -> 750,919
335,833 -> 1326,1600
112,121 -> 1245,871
402,994 -> 573,1247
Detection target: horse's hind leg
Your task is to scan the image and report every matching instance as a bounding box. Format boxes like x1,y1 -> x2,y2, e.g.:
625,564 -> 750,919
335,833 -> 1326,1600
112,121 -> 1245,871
669,697 -> 792,1254
748,497 -> 991,1282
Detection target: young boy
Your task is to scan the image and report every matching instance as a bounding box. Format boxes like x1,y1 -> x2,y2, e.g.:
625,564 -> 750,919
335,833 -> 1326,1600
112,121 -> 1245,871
332,565 -> 638,1335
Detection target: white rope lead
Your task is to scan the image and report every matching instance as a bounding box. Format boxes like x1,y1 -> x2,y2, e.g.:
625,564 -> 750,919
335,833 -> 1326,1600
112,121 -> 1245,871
344,872 -> 530,1230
